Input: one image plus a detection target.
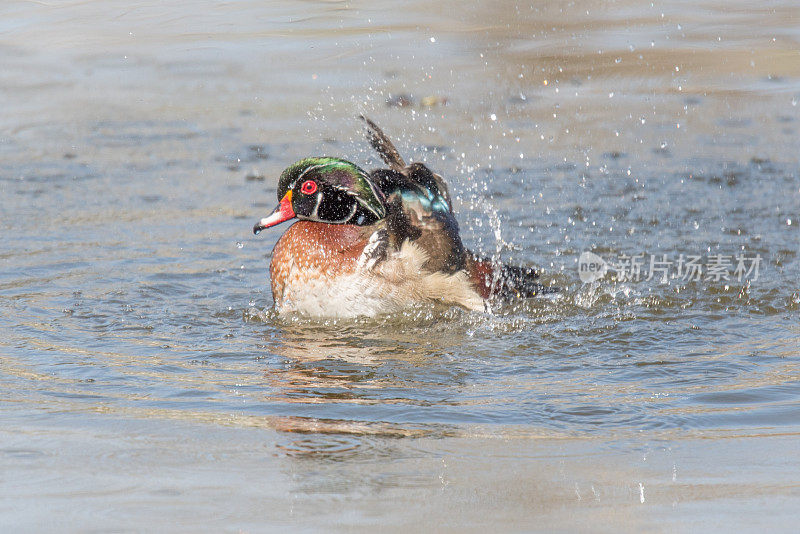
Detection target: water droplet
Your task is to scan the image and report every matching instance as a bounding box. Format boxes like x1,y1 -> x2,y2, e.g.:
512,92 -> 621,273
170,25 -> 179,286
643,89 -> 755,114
236,242 -> 244,249
489,113 -> 497,121
429,37 -> 436,43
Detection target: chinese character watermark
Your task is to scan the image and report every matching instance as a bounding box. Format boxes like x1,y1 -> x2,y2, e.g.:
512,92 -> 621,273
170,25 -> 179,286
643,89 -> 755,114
578,251 -> 761,284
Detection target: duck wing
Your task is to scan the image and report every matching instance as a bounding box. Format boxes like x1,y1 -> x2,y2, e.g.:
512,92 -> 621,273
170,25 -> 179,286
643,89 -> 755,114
360,116 -> 465,273
360,115 -> 406,172
360,115 -> 453,212
360,116 -> 556,300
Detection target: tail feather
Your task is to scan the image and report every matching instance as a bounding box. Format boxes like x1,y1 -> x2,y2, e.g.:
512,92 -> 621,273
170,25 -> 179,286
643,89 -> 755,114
467,253 -> 555,300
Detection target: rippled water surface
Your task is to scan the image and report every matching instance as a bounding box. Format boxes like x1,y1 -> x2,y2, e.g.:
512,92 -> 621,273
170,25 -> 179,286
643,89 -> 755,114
2,1 -> 799,531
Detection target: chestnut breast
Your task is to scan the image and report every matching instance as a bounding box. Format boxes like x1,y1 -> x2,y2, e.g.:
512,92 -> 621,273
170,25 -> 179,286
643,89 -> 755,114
269,221 -> 371,305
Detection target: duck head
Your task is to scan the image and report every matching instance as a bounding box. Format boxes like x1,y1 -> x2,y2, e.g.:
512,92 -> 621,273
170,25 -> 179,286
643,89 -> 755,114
253,157 -> 387,234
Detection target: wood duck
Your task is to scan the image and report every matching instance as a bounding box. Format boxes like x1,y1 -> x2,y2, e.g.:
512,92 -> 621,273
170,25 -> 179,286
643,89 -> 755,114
253,116 -> 547,317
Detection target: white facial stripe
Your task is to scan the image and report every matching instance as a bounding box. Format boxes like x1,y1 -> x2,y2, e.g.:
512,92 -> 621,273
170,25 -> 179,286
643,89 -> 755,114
360,171 -> 387,218
310,191 -> 323,219
362,202 -> 382,218
298,164 -> 323,181
342,201 -> 358,222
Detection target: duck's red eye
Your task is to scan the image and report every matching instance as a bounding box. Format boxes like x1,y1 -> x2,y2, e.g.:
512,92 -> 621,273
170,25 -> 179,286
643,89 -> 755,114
301,180 -> 318,195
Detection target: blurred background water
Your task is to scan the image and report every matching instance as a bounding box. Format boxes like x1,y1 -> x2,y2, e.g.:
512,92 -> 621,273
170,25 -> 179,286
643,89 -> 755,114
1,1 -> 799,531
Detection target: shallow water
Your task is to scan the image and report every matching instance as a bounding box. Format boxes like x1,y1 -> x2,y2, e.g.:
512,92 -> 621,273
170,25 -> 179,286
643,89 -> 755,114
1,0 -> 799,531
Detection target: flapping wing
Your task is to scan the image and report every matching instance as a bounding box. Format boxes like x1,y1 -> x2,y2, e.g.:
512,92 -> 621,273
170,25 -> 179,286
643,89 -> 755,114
359,115 -> 406,172
361,116 -> 465,273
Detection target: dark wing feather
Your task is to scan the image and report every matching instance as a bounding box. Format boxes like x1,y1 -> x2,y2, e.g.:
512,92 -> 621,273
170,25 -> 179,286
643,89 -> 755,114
359,115 -> 406,172
360,115 -> 453,211
370,168 -> 466,274
360,116 -> 466,274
